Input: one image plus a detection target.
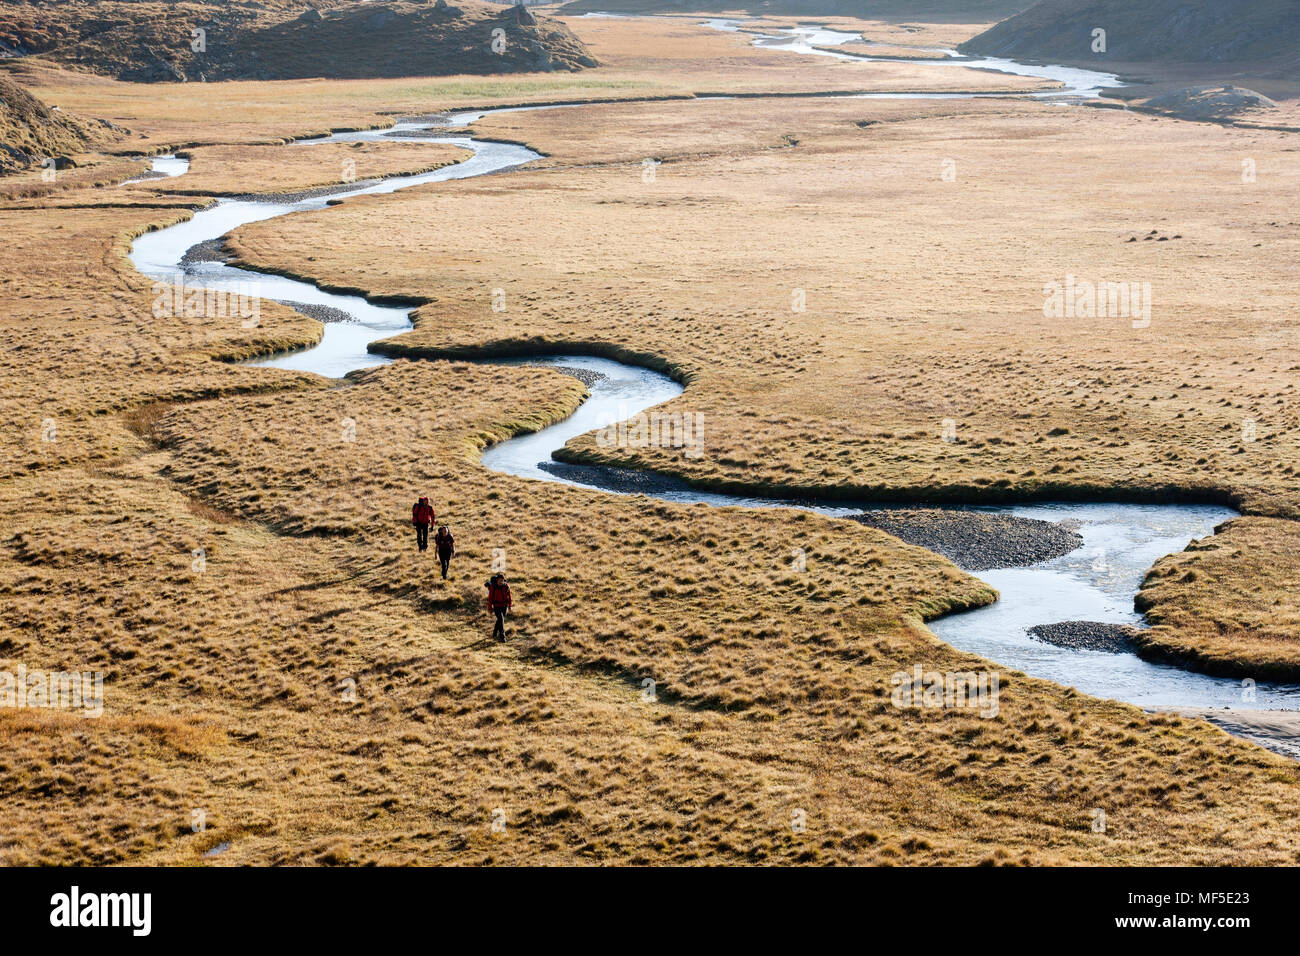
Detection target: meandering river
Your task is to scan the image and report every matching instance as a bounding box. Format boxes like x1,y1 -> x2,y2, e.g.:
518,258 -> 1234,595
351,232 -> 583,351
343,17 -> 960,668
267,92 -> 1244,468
127,21 -> 1300,747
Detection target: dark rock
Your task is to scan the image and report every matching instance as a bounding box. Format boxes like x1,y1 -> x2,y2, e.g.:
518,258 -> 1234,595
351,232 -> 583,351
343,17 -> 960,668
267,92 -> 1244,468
960,0 -> 1300,69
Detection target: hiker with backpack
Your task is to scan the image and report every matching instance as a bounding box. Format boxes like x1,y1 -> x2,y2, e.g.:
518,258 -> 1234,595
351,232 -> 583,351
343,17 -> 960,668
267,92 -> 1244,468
434,525 -> 455,579
485,573 -> 512,641
411,496 -> 435,552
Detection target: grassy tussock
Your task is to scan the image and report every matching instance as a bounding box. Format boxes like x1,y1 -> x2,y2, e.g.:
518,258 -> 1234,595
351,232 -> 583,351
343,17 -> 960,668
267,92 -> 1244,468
0,201 -> 324,481
1136,517 -> 1300,681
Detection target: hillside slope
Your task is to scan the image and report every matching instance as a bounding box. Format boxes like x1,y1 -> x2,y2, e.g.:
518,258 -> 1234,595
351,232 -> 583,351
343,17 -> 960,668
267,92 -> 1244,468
0,75 -> 122,174
0,0 -> 597,81
960,0 -> 1300,74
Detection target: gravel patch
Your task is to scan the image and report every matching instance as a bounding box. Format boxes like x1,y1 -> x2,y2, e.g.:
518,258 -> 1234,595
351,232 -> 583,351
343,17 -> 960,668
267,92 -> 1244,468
397,113 -> 456,125
850,508 -> 1082,570
1028,621 -> 1143,654
538,461 -> 692,495
278,301 -> 354,324
179,238 -> 233,269
525,364 -> 608,388
229,178 -> 387,204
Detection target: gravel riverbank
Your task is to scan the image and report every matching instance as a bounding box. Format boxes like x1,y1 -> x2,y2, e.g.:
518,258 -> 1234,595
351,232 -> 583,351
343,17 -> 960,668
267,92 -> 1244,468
538,460 -> 693,495
278,300 -> 353,324
1029,621 -> 1143,653
527,364 -> 608,388
851,508 -> 1083,570
1153,706 -> 1300,762
179,238 -> 232,269
229,178 -> 390,204
124,169 -> 171,183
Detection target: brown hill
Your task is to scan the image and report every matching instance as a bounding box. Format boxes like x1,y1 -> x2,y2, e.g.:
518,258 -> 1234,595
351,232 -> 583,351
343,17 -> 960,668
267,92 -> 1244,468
0,75 -> 123,174
960,0 -> 1300,77
0,0 -> 597,82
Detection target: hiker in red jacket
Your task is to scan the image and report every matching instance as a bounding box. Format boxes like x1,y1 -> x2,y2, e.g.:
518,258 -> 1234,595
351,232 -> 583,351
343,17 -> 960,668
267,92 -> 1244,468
434,525 -> 455,580
411,496 -> 435,552
485,573 -> 512,641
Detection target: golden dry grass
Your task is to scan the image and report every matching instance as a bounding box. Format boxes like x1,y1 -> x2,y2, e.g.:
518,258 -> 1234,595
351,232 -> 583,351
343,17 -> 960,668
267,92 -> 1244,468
132,360 -> 1300,864
142,141 -> 472,197
1136,517 -> 1300,681
0,155 -> 150,200
3,384 -> 1289,865
0,199 -> 321,480
1,13 -> 1299,864
230,94 -> 1300,527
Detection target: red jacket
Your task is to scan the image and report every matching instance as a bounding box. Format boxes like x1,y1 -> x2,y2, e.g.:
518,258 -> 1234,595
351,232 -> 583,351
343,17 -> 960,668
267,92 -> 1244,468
412,499 -> 435,525
486,579 -> 512,610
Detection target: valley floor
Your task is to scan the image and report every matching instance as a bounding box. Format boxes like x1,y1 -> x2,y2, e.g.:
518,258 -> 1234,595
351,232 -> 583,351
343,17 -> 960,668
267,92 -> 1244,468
2,13 -> 1299,865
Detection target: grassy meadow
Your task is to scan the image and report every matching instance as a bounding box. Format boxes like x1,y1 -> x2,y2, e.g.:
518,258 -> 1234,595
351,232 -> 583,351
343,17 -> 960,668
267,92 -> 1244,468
237,94 -> 1300,528
1,13 -> 1299,864
144,141 -> 472,197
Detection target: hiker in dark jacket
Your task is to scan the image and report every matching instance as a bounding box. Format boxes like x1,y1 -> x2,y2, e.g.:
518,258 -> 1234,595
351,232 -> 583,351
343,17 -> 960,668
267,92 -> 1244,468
411,496 -> 435,552
485,573 -> 512,641
434,526 -> 455,579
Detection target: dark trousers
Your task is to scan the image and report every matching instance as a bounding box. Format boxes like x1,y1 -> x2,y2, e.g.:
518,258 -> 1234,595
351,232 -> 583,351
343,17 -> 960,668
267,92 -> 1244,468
415,524 -> 429,551
492,608 -> 507,640
438,551 -> 452,578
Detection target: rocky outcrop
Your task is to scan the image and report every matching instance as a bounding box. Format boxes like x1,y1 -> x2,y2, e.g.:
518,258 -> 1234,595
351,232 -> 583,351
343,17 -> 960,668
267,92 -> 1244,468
0,76 -> 121,175
1138,85 -> 1278,121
